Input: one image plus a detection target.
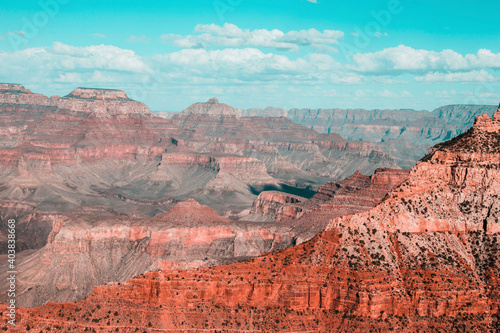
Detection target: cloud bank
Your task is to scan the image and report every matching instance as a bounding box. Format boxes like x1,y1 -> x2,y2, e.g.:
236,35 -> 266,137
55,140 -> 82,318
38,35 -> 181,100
162,23 -> 344,53
0,24 -> 498,110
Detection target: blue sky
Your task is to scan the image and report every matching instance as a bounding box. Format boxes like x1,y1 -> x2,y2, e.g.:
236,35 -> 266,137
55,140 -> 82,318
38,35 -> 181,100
0,0 -> 499,111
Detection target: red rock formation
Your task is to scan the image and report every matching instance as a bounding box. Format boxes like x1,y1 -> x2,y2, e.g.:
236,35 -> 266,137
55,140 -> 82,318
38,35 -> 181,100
0,85 -> 411,326
0,167 -> 405,309
248,104 -> 499,169
7,109 -> 499,332
52,88 -> 153,117
246,168 -> 409,228
173,98 -> 318,141
0,83 -> 51,106
160,151 -> 274,184
179,97 -> 241,117
0,86 -> 400,230
0,160 -> 408,311
247,191 -> 306,222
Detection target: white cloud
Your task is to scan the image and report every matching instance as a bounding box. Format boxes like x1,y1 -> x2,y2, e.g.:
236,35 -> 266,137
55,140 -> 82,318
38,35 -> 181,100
0,42 -> 150,88
55,72 -> 83,83
154,48 -> 308,78
380,89 -> 398,98
371,76 -> 407,84
479,92 -> 499,98
425,90 -> 458,98
128,35 -> 150,44
2,36 -> 496,111
161,23 -> 344,53
353,89 -> 410,99
6,31 -> 26,38
354,89 -> 373,98
329,73 -> 365,84
0,35 -> 6,41
351,45 -> 500,73
415,70 -> 497,83
49,42 -> 149,73
153,48 -> 345,79
91,33 -> 107,39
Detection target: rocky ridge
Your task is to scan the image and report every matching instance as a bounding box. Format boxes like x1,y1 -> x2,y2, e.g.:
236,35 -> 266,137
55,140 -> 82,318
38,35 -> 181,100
0,161 -> 408,309
0,84 -> 411,311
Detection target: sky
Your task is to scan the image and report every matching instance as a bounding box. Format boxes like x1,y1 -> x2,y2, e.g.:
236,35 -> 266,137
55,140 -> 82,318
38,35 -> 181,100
0,0 -> 499,111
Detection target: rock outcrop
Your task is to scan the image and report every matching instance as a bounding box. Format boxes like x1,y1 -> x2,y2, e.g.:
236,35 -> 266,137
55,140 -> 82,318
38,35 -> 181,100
173,98 -> 317,141
247,191 -> 306,222
0,83 -> 51,106
8,109 -> 499,332
164,97 -> 402,182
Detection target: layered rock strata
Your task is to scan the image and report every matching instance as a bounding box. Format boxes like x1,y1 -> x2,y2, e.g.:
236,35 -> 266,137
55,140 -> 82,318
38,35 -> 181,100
7,109 -> 499,331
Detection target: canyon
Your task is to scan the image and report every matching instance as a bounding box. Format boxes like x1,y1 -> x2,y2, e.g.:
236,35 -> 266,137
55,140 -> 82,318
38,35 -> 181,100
0,166 -> 408,308
4,104 -> 499,332
0,84 -> 399,250
0,83 -> 407,309
0,82 -> 498,332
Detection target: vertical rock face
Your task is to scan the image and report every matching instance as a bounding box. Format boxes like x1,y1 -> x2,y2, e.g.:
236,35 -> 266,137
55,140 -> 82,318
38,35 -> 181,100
171,97 -> 399,182
472,105 -> 500,133
8,109 -> 499,332
0,84 -> 407,314
0,165 -> 401,309
247,191 -> 306,222
172,98 -> 318,141
0,83 -> 32,94
64,88 -> 130,100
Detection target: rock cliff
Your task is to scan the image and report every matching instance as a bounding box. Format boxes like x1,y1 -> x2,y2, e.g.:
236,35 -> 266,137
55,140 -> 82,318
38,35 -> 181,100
53,88 -> 153,117
0,199 -> 296,307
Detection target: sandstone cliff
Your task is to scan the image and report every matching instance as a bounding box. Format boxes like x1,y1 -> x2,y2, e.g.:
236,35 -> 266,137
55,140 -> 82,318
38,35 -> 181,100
0,87 -> 401,232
